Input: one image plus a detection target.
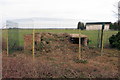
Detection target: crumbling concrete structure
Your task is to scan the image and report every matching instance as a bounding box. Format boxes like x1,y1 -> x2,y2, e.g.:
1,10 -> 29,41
24,33 -> 88,51
69,34 -> 88,46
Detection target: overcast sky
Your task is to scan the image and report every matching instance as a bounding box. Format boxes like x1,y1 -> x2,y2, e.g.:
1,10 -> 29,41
0,0 -> 119,24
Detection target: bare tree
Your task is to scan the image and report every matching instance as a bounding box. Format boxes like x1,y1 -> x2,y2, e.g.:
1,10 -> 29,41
112,1 -> 120,20
118,1 -> 120,21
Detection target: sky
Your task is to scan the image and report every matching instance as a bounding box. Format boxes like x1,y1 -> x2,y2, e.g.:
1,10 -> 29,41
0,0 -> 119,28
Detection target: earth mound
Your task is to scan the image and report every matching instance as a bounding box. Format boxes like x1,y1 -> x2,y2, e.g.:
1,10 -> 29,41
24,33 -> 80,54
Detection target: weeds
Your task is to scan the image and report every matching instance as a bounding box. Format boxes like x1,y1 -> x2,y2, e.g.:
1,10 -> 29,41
74,59 -> 88,64
42,38 -> 56,42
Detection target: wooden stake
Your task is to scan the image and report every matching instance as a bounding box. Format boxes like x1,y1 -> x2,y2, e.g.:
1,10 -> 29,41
6,29 -> 9,56
32,29 -> 35,59
97,29 -> 101,48
100,24 -> 104,55
78,30 -> 81,60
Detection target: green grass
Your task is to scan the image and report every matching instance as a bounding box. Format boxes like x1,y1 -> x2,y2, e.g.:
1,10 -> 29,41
2,29 -> 118,47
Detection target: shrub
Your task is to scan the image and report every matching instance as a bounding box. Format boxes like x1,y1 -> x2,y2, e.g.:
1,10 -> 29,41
77,22 -> 85,30
8,41 -> 20,54
109,31 -> 120,49
110,21 -> 120,30
36,42 -> 44,51
2,38 -> 7,50
74,59 -> 88,64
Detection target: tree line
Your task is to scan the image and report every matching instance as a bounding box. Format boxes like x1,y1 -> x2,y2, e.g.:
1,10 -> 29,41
110,21 -> 120,30
77,21 -> 120,30
77,22 -> 85,30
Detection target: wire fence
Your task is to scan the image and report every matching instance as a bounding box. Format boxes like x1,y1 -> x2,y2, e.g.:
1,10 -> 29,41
3,20 -> 118,56
0,23 -> 2,79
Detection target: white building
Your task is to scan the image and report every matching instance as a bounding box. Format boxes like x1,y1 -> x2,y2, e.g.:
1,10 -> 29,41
85,22 -> 111,30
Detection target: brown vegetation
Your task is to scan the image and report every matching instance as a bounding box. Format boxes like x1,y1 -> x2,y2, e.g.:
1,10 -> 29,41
2,33 -> 119,78
2,47 -> 119,78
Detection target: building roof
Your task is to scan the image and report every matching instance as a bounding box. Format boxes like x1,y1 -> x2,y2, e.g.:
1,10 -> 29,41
70,34 -> 87,38
86,22 -> 111,25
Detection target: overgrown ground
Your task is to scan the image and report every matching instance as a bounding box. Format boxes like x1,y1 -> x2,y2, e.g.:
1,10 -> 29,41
2,29 -> 119,78
2,48 -> 119,78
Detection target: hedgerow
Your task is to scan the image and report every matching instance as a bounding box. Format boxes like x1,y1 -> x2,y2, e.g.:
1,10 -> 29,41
109,31 -> 120,49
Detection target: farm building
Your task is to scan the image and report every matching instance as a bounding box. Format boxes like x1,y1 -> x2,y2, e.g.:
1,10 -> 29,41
85,22 -> 111,30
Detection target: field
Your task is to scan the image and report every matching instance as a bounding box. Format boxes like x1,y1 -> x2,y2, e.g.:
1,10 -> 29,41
2,29 -> 119,78
2,29 -> 118,47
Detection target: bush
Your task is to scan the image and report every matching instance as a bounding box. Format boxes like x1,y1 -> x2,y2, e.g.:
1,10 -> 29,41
74,59 -> 88,64
2,38 -> 7,50
110,21 -> 120,30
77,22 -> 85,30
109,31 -> 120,49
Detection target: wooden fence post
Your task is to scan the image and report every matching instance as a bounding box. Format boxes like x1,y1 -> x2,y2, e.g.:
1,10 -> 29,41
32,29 -> 35,59
6,29 -> 9,56
97,29 -> 101,48
78,30 -> 81,60
100,24 -> 104,55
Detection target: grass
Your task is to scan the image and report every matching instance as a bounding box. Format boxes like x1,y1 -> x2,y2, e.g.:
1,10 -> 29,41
2,29 -> 118,47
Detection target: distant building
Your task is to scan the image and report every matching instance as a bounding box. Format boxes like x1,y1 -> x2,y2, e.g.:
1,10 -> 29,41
85,22 -> 111,30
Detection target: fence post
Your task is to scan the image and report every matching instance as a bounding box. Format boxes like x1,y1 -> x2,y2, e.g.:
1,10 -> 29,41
6,29 -> 9,56
97,29 -> 101,48
78,30 -> 81,60
100,24 -> 104,55
32,29 -> 35,59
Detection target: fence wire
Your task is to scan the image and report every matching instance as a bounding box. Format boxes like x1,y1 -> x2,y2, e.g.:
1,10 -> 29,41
5,19 -> 115,55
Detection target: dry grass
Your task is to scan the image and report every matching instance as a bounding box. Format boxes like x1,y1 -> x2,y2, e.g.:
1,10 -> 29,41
2,48 -> 119,78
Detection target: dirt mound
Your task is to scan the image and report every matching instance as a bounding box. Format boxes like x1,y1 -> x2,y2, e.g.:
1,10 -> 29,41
24,33 -> 79,54
36,33 -> 71,53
